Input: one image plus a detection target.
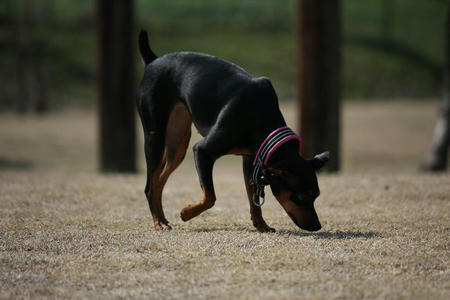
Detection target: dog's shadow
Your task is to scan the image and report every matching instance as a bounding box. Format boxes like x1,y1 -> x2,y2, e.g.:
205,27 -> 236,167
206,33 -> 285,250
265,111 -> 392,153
276,229 -> 380,239
191,226 -> 380,239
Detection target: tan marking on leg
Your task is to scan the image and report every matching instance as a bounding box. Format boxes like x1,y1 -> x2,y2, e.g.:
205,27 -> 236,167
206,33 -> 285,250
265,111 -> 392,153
153,102 -> 192,229
180,187 -> 216,221
150,157 -> 171,230
159,103 -> 192,188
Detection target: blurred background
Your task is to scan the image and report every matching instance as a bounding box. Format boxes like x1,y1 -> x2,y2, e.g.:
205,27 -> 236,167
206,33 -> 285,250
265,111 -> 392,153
0,0 -> 447,109
0,0 -> 448,173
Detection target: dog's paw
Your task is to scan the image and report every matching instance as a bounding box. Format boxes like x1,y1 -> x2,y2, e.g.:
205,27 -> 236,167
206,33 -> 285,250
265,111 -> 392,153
256,225 -> 276,233
154,221 -> 172,231
180,208 -> 190,222
252,220 -> 276,233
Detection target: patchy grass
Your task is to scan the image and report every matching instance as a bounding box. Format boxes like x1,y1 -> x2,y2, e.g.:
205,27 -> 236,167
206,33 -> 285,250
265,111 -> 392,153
0,101 -> 449,298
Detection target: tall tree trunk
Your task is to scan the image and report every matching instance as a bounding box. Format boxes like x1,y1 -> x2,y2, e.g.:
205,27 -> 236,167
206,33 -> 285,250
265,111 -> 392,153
422,3 -> 450,172
298,0 -> 341,172
97,0 -> 136,173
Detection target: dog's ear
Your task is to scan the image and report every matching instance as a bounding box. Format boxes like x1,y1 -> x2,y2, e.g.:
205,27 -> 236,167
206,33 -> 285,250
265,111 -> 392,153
311,151 -> 330,170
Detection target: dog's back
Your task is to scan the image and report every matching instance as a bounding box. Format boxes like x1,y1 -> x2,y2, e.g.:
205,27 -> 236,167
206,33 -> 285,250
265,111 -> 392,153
138,31 -> 280,135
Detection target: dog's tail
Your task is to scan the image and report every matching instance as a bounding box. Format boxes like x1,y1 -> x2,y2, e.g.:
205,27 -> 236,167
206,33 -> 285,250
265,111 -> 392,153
139,30 -> 157,65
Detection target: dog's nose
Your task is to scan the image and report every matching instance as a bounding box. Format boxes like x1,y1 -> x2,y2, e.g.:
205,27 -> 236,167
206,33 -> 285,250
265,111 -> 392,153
311,222 -> 322,231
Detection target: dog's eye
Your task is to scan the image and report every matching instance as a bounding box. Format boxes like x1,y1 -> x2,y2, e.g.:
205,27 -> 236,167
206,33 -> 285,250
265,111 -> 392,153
267,167 -> 285,177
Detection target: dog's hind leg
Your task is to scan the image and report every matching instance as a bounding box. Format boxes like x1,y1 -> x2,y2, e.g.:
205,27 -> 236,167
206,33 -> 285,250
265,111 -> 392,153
243,156 -> 275,232
142,122 -> 170,230
159,104 -> 192,188
140,102 -> 192,230
156,103 -> 192,210
138,92 -> 174,230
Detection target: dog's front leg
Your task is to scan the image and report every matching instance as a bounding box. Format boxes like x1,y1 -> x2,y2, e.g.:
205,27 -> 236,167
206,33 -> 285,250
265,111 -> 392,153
243,156 -> 275,232
180,141 -> 216,221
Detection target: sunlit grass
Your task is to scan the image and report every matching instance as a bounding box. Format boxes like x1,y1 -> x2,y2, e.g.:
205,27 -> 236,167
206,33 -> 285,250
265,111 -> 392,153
0,101 -> 448,298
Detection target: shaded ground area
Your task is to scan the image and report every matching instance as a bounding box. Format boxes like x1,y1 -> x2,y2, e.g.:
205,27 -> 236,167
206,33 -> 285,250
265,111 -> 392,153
0,101 -> 449,298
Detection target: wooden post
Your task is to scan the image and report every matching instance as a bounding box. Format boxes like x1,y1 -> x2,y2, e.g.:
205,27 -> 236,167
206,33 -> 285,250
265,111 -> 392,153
97,0 -> 136,173
298,0 -> 341,172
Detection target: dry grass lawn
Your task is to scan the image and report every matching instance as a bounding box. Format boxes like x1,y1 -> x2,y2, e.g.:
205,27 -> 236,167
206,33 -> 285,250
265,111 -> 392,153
0,101 -> 449,299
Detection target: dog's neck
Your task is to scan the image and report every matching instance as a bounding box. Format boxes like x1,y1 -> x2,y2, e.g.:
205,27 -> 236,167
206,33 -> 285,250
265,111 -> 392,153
266,141 -> 303,167
252,126 -> 301,166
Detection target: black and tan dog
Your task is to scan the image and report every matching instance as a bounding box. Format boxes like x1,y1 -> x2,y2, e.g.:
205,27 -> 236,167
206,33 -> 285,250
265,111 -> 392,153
136,30 -> 329,232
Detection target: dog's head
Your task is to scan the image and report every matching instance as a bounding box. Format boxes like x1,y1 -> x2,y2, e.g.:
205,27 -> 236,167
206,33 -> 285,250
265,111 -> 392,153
265,146 -> 329,231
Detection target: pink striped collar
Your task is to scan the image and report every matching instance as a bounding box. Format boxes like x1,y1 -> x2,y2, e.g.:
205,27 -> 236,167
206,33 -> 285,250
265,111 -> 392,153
252,126 -> 302,166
